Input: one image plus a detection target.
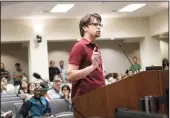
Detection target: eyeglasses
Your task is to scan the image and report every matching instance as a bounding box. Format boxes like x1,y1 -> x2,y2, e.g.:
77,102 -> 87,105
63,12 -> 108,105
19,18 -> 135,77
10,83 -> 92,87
89,23 -> 103,28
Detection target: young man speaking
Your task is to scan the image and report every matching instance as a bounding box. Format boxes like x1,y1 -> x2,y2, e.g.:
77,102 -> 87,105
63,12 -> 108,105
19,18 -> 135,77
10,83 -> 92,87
67,13 -> 106,101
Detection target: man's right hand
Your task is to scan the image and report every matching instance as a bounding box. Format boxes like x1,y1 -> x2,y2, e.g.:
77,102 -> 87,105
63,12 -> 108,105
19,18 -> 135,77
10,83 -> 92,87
91,47 -> 101,69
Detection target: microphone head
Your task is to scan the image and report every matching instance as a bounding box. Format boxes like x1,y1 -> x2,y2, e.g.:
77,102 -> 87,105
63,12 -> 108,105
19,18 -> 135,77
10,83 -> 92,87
118,43 -> 122,47
33,72 -> 42,79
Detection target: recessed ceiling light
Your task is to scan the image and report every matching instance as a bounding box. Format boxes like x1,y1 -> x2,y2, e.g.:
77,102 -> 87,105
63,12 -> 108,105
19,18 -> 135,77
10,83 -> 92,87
118,4 -> 146,12
111,37 -> 115,40
50,4 -> 75,13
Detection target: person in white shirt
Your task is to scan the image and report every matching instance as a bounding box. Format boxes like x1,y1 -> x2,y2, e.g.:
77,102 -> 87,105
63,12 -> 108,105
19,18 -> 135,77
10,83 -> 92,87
59,60 -> 67,82
47,78 -> 62,100
1,77 -> 15,93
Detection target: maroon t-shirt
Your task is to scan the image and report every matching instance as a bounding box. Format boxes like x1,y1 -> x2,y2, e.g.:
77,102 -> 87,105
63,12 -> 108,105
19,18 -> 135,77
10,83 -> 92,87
69,38 -> 106,100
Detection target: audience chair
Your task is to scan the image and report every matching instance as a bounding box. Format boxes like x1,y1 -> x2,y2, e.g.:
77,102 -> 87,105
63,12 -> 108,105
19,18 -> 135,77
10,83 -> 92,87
1,101 -> 23,117
14,102 -> 23,118
1,97 -> 21,102
49,99 -> 71,115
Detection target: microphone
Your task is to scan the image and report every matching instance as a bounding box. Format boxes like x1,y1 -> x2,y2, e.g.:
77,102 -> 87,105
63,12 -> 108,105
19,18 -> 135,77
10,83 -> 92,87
118,43 -> 138,73
33,72 -> 47,82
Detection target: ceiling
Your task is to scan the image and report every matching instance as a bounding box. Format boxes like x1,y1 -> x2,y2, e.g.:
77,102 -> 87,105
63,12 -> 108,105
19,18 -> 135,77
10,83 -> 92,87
1,1 -> 168,19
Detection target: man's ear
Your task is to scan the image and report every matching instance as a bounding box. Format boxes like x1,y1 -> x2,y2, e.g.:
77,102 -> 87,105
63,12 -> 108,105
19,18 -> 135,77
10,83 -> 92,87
83,26 -> 87,32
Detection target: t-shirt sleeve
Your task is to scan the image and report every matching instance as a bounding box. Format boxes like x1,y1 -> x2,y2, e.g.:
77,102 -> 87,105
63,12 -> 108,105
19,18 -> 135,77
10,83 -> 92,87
69,42 -> 84,66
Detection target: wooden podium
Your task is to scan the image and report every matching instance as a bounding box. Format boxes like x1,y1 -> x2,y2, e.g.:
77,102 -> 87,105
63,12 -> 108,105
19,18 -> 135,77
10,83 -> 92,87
73,70 -> 169,118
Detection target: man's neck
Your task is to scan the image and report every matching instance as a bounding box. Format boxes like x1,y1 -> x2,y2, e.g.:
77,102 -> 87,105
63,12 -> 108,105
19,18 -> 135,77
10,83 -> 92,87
83,34 -> 96,43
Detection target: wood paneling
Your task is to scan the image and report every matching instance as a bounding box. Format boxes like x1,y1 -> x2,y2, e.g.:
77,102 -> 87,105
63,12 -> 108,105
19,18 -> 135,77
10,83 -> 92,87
74,71 -> 169,118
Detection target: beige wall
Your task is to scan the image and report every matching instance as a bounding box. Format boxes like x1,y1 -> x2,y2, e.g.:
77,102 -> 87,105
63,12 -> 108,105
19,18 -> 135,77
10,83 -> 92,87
160,38 -> 169,59
149,10 -> 168,36
1,43 -> 29,76
1,9 -> 168,43
48,40 -> 140,74
1,17 -> 148,42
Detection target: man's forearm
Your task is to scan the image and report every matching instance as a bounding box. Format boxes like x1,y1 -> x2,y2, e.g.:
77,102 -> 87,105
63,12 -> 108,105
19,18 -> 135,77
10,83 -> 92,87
67,65 -> 95,82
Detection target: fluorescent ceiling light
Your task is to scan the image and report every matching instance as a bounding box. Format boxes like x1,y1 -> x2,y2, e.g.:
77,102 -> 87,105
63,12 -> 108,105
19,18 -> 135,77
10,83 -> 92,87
50,4 -> 75,13
118,4 -> 146,12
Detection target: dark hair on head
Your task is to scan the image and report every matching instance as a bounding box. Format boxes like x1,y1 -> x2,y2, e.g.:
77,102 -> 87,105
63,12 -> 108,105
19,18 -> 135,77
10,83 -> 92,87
125,69 -> 133,75
162,58 -> 169,69
113,73 -> 118,79
125,70 -> 129,75
61,84 -> 71,93
28,82 -> 36,94
15,63 -> 20,67
133,56 -> 137,60
50,61 -> 55,64
18,80 -> 28,94
79,13 -> 102,37
60,60 -> 64,63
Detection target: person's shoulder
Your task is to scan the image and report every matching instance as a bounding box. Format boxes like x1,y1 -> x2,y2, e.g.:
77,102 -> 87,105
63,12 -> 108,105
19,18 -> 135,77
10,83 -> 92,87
7,84 -> 15,88
40,96 -> 46,99
47,89 -> 53,94
72,40 -> 85,48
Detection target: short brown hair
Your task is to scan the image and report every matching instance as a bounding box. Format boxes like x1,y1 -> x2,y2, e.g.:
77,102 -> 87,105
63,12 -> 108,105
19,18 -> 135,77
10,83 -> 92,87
133,56 -> 137,60
79,13 -> 102,37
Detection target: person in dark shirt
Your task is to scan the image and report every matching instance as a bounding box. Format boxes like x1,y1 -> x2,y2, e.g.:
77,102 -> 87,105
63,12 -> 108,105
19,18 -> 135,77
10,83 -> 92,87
0,63 -> 10,82
162,58 -> 169,70
19,87 -> 51,118
49,60 -> 64,82
61,84 -> 71,100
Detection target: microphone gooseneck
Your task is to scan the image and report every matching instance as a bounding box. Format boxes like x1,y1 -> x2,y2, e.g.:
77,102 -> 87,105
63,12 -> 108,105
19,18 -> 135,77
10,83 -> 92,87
118,43 -> 138,73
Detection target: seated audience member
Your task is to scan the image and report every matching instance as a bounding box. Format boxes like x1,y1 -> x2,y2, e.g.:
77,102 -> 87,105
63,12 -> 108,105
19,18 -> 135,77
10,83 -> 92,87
113,73 -> 118,80
0,63 -> 10,82
108,76 -> 116,84
47,78 -> 62,100
1,110 -> 13,118
21,74 -> 28,82
59,60 -> 67,82
25,82 -> 36,101
162,58 -> 169,70
40,82 -> 52,101
18,80 -> 28,94
105,73 -> 112,80
1,81 -> 7,93
19,87 -> 51,118
61,84 -> 71,100
130,56 -> 141,73
49,60 -> 64,82
123,70 -> 134,79
105,73 -> 117,84
13,63 -> 26,86
1,77 -> 15,93
117,73 -> 123,80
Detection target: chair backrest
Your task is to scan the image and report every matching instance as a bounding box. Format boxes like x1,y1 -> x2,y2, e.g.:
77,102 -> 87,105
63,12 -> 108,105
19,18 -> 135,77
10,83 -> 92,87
55,112 -> 74,118
14,102 -> 23,118
1,95 -> 17,98
1,93 -> 17,97
49,99 -> 70,115
1,97 -> 21,102
1,101 -> 23,116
